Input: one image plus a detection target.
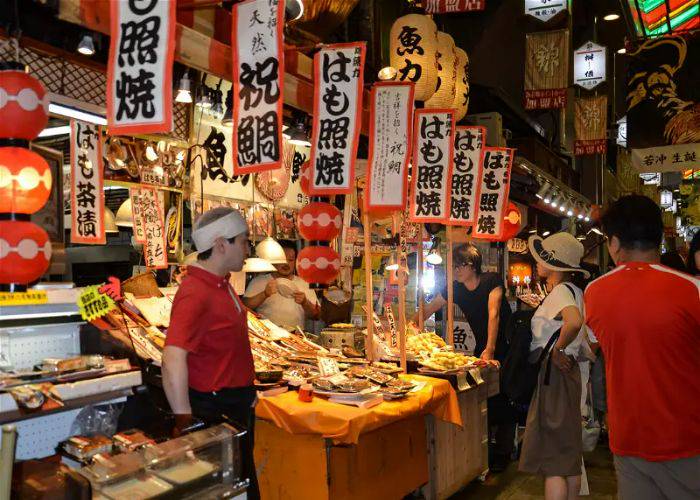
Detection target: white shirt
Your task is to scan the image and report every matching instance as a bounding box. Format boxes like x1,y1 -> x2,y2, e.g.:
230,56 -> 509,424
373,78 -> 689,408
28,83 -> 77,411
244,274 -> 318,328
530,282 -> 591,357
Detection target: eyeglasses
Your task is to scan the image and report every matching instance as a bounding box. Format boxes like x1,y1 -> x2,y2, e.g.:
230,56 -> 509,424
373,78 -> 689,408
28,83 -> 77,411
0,238 -> 52,259
0,88 -> 49,112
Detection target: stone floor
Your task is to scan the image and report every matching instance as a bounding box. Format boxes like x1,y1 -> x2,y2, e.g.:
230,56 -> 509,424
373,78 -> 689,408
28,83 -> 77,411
451,446 -> 618,499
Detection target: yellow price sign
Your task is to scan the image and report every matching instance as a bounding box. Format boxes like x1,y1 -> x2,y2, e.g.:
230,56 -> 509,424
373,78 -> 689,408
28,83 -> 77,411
0,291 -> 49,306
77,285 -> 117,321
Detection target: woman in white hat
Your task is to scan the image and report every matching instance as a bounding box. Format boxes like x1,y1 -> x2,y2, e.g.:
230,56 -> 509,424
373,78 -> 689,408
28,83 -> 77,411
519,232 -> 591,500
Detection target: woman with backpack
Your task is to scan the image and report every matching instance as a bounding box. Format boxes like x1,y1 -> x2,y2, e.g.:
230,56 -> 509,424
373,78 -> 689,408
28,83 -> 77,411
518,232 -> 591,500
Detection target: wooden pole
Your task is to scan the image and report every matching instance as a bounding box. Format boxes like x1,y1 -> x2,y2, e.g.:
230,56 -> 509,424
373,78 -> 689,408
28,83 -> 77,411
416,225 -> 425,331
363,211 -> 374,361
446,226 -> 455,346
397,213 -> 407,373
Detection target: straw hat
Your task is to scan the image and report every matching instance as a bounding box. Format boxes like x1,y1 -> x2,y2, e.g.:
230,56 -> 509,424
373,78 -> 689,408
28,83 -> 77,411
528,232 -> 590,278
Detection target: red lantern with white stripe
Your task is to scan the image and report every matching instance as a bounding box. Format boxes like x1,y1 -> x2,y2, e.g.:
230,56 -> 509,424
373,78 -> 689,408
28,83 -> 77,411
0,147 -> 52,214
0,70 -> 49,140
0,220 -> 51,285
297,202 -> 342,242
300,160 -> 311,196
296,245 -> 341,285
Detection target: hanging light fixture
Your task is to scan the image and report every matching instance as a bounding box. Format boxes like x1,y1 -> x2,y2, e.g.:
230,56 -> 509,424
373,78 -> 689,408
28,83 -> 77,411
536,180 -> 552,200
115,198 -> 133,228
175,71 -> 193,103
221,89 -> 233,126
283,114 -> 310,146
385,251 -> 399,271
77,34 -> 95,56
377,66 -> 398,81
284,0 -> 304,21
603,13 -> 620,21
255,236 -> 287,264
243,257 -> 277,273
549,194 -> 559,208
104,207 -> 119,234
426,237 -> 443,265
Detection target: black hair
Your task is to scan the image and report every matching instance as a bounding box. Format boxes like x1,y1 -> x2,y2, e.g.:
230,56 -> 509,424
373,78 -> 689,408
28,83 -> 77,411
278,240 -> 298,254
454,244 -> 482,275
660,251 -> 687,273
600,195 -> 663,251
686,230 -> 700,275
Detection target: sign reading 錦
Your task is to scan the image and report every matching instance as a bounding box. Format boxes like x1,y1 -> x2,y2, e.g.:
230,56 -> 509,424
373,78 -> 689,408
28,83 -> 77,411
309,43 -> 366,195
574,41 -> 607,90
107,0 -> 176,135
524,30 -> 569,110
70,120 -> 105,245
139,187 -> 168,269
409,110 -> 455,224
365,82 -> 414,213
473,147 -> 514,239
448,126 -> 485,226
525,0 -> 567,22
425,0 -> 485,13
574,96 -> 608,156
231,0 -> 284,175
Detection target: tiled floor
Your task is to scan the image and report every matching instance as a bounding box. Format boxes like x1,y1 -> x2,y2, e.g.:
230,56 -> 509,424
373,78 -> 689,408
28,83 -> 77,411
451,446 -> 618,499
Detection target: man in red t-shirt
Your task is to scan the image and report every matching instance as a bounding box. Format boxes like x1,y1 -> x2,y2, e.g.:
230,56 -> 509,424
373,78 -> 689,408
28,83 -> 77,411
162,207 -> 258,497
585,195 -> 700,499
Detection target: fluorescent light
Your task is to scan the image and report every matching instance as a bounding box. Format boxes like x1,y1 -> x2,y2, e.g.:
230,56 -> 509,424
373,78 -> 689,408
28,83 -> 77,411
49,103 -> 107,125
617,47 -> 626,54
38,125 -> 71,138
542,231 -> 551,237
603,13 -> 620,21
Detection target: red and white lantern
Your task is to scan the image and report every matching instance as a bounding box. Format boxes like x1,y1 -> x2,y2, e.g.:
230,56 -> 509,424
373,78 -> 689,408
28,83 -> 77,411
0,147 -> 52,214
297,202 -> 342,242
300,160 -> 311,196
0,70 -> 49,140
296,245 -> 341,285
0,220 -> 51,285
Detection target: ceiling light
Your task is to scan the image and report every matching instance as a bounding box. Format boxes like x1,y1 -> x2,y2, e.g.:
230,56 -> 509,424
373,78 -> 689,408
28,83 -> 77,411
196,92 -> 212,110
38,125 -> 71,138
243,257 -> 277,273
255,237 -> 287,264
542,231 -> 551,236
567,209 -> 574,217
104,207 -> 119,234
528,228 -> 538,234
550,198 -> 558,208
48,103 -> 107,125
536,181 -> 552,199
285,0 -> 304,21
175,71 -> 193,103
426,251 -> 443,266
221,89 -> 233,127
584,216 -> 591,222
577,213 -> 584,220
589,227 -> 604,236
603,13 -> 620,21
283,115 -> 311,147
617,47 -> 626,54
115,198 -> 133,228
377,66 -> 398,81
385,252 -> 399,271
77,35 -> 95,56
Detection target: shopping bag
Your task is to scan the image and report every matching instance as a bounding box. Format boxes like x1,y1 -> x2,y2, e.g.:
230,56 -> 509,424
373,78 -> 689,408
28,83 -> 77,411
581,385 -> 600,452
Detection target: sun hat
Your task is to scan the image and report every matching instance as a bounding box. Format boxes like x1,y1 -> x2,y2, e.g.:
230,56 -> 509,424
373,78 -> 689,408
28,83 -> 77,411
528,232 -> 590,278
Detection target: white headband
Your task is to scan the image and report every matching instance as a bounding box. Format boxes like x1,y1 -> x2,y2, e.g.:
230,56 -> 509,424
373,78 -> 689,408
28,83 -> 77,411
192,211 -> 248,252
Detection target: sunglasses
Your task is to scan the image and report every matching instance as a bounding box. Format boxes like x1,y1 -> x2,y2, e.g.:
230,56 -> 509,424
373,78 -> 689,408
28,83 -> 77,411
0,238 -> 52,260
0,87 -> 49,112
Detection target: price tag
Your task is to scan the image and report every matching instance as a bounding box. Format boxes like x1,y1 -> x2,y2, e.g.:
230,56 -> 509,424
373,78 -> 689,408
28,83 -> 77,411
317,357 -> 341,377
0,290 -> 48,306
456,372 -> 472,392
77,285 -> 117,321
468,367 -> 484,385
384,305 -> 397,348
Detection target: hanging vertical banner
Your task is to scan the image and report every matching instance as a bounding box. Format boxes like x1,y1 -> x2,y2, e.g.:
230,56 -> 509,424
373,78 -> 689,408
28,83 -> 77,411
365,82 -> 415,213
574,41 -> 607,90
231,0 -> 284,175
524,30 -> 569,110
409,109 -> 455,224
425,0 -> 486,13
70,120 -> 105,245
524,0 -> 568,22
107,0 -> 176,135
130,188 -> 146,243
309,42 -> 366,195
473,147 -> 514,239
139,187 -> 168,269
574,96 -> 608,156
448,126 -> 485,226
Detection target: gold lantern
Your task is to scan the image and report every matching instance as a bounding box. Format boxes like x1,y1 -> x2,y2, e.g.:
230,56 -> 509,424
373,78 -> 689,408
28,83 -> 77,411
452,47 -> 470,121
389,14 -> 439,102
425,32 -> 457,109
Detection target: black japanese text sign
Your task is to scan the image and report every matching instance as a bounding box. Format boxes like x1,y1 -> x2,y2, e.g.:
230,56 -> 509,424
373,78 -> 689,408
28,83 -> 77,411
448,125 -> 485,226
70,120 -> 105,245
472,147 -> 514,240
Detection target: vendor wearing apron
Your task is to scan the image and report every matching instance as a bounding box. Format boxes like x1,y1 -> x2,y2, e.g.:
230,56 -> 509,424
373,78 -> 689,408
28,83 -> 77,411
162,207 -> 258,499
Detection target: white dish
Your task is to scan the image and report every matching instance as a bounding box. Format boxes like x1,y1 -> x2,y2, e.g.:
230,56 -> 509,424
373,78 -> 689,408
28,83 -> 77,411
276,278 -> 298,299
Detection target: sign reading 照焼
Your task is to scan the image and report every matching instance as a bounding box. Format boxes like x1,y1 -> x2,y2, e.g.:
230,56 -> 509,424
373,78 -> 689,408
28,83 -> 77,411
525,0 -> 567,22
574,41 -> 607,90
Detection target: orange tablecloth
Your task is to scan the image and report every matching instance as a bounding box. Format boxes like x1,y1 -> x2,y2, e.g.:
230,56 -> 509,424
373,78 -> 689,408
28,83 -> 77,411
255,374 -> 461,445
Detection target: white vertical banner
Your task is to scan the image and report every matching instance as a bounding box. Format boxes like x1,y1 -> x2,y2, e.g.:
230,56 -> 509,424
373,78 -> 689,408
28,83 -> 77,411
70,120 -> 105,245
408,109 -> 455,223
448,126 -> 485,226
473,147 -> 514,240
231,0 -> 285,174
130,188 -> 146,243
309,42 -> 366,195
365,82 -> 415,213
107,0 -> 176,134
139,186 -> 168,269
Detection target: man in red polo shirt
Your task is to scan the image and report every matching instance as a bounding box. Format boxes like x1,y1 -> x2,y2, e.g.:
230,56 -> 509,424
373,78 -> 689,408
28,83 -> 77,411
162,207 -> 258,498
585,195 -> 700,499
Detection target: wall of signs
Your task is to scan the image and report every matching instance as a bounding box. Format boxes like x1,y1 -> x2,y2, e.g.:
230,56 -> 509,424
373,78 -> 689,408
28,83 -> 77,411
70,120 -> 105,245
231,0 -> 284,174
309,43 -> 366,195
409,109 -> 455,223
107,0 -> 175,134
473,147 -> 514,239
449,126 -> 485,226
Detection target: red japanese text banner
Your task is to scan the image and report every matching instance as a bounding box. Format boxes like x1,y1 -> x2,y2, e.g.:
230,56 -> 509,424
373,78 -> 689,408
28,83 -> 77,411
365,82 -> 415,213
409,109 -> 455,224
231,0 -> 284,175
472,147 -> 514,239
309,42 -> 366,195
448,126 -> 485,226
139,186 -> 168,269
425,0 -> 485,13
107,0 -> 176,135
70,120 -> 105,245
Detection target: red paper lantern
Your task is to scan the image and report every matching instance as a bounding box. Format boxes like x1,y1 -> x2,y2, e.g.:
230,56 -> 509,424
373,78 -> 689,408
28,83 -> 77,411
0,220 -> 51,285
296,246 -> 341,285
300,161 -> 311,195
0,147 -> 52,214
0,70 -> 49,140
496,202 -> 522,242
297,202 -> 342,242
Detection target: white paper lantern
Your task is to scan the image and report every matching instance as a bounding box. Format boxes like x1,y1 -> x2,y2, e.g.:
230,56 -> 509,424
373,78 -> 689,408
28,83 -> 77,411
425,32 -> 457,109
389,14 -> 439,102
452,47 -> 470,121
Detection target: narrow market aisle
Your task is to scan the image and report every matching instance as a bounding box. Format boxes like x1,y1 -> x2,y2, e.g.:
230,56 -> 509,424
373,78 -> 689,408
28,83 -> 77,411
450,446 -> 617,499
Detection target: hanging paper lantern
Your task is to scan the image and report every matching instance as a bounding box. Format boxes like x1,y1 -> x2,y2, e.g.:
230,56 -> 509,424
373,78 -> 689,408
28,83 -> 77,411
300,160 -> 311,195
425,32 -> 457,109
297,202 -> 342,242
0,70 -> 49,140
297,245 -> 341,285
0,220 -> 51,285
0,147 -> 52,214
389,14 -> 439,102
497,202 -> 522,242
452,47 -> 470,121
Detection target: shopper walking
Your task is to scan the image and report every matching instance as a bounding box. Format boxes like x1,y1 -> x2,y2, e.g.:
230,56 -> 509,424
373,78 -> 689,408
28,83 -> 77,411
585,195 -> 700,500
519,232 -> 590,500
